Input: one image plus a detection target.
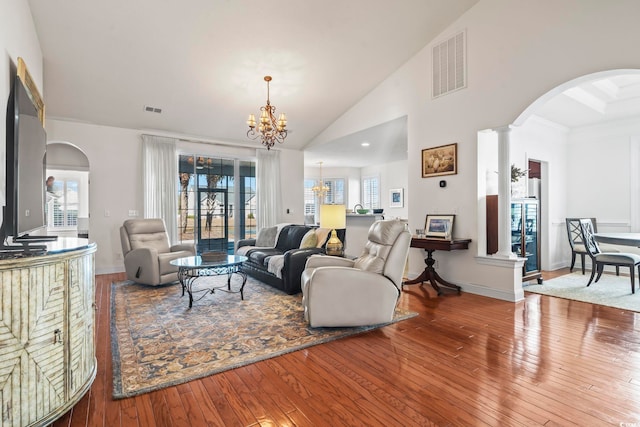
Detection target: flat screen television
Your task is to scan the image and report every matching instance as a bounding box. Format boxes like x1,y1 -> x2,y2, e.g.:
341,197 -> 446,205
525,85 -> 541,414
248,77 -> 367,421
1,75 -> 54,253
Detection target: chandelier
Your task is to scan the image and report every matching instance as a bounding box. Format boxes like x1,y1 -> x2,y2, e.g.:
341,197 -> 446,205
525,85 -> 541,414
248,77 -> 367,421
246,76 -> 287,150
312,161 -> 330,201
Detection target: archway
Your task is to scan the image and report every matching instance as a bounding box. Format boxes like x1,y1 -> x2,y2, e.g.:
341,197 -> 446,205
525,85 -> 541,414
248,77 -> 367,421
479,68 -> 640,276
46,141 -> 90,238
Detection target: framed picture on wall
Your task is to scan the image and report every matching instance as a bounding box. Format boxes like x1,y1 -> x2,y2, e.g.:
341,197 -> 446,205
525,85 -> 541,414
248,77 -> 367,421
424,214 -> 455,238
422,143 -> 457,178
389,188 -> 404,208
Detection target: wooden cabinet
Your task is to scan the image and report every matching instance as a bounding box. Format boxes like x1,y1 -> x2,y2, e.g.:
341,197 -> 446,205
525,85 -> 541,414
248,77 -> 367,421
0,241 -> 96,427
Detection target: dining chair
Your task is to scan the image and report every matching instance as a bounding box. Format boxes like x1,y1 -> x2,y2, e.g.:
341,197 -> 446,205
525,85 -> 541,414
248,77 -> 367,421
566,218 -> 597,274
579,218 -> 639,294
566,217 -> 619,275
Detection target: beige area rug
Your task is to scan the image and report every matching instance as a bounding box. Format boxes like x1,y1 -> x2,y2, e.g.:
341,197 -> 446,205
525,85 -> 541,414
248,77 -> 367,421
524,272 -> 640,312
111,276 -> 417,399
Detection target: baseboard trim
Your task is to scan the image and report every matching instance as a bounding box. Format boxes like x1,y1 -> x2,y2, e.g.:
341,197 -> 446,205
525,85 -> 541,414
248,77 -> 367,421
460,282 -> 522,302
96,266 -> 124,275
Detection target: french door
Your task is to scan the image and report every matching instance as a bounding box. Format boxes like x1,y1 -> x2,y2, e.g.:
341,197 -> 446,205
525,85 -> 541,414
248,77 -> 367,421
177,155 -> 256,253
196,188 -> 228,253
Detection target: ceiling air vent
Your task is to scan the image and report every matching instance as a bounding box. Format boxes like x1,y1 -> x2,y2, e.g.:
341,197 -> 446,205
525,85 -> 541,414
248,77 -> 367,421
432,30 -> 466,99
144,105 -> 162,114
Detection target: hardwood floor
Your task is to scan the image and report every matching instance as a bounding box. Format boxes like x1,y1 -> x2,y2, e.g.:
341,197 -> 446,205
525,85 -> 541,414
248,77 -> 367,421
52,269 -> 640,426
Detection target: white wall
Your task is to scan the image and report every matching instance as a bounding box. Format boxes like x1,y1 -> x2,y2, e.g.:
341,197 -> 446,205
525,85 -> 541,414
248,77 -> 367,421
566,118 -> 639,227
308,0 -> 640,301
44,119 -> 304,273
361,159 -> 408,219
304,165 -> 361,209
304,161 -> 408,217
0,0 -> 43,222
511,116 -> 570,271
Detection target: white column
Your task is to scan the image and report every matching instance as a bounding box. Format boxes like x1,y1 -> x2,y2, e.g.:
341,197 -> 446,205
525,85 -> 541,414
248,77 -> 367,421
495,126 -> 518,259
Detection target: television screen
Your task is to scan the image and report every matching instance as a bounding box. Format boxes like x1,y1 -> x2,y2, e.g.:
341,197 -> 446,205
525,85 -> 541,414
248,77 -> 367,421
4,75 -> 47,240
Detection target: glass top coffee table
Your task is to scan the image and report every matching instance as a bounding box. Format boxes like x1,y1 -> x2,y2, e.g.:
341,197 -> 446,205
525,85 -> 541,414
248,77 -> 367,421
170,255 -> 248,308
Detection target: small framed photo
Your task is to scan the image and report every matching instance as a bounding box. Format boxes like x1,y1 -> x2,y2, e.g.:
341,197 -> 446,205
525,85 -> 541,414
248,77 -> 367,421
424,214 -> 455,239
422,143 -> 457,178
389,188 -> 404,208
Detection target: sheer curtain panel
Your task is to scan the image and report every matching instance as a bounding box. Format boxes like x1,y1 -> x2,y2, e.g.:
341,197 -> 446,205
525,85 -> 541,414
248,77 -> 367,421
141,135 -> 178,244
256,149 -> 281,230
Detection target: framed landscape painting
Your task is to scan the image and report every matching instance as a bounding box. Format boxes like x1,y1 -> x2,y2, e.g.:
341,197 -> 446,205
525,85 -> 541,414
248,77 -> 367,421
424,214 -> 455,238
422,143 -> 457,178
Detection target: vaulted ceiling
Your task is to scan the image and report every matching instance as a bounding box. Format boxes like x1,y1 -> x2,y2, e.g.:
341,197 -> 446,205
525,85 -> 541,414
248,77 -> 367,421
27,0 -> 479,155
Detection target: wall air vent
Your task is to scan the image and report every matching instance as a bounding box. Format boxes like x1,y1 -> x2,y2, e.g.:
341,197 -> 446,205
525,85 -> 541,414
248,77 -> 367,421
144,105 -> 162,114
432,30 -> 466,99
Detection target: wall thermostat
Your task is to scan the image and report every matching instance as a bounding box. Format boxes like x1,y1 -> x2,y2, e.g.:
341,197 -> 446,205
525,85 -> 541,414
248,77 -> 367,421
439,180 -> 447,188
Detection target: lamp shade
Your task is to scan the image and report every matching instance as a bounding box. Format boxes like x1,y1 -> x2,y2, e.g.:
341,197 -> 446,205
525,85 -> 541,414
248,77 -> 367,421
320,204 -> 346,229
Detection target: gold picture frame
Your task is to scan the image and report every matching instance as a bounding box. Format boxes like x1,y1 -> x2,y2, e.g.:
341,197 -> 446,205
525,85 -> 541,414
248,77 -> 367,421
17,57 -> 45,126
422,143 -> 457,178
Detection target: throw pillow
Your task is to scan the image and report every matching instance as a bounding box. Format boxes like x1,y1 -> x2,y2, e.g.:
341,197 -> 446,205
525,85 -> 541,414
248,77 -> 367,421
299,229 -> 318,248
256,226 -> 277,247
314,228 -> 331,248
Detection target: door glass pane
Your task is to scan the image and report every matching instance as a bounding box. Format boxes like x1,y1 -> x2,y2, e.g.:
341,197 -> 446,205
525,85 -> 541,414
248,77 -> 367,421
177,154 -> 255,253
524,202 -> 538,272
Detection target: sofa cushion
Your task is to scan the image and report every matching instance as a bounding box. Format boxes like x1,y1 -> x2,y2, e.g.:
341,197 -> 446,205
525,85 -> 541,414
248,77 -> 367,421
275,225 -> 312,251
248,248 -> 284,267
314,228 -> 331,248
255,226 -> 278,247
299,229 -> 318,248
236,245 -> 272,256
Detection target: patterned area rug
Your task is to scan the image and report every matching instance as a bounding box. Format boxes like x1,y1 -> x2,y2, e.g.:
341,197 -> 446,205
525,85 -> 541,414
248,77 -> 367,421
111,276 -> 417,399
525,272 -> 640,312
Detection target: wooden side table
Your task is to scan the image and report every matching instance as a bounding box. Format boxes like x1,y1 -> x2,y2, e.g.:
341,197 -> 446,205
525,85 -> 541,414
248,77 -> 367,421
403,236 -> 471,295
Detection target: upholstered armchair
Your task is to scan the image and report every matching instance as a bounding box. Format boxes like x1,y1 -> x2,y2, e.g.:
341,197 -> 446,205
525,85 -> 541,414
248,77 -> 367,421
300,219 -> 411,327
120,218 -> 195,286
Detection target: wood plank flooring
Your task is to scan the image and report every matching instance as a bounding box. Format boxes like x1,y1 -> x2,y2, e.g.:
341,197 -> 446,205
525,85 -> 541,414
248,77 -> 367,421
52,269 -> 640,426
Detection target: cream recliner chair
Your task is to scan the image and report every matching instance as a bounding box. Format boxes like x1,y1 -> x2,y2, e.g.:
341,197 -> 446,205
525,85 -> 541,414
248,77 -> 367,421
120,218 -> 195,286
300,219 -> 411,327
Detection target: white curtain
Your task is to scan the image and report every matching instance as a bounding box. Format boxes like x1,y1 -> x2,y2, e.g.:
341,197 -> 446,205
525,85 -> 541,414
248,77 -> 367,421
141,135 -> 178,243
256,149 -> 281,230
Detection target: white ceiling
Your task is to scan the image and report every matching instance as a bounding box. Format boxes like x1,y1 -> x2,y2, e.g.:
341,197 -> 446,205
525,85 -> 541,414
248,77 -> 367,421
533,73 -> 640,129
27,0 -> 479,158
304,116 -> 408,168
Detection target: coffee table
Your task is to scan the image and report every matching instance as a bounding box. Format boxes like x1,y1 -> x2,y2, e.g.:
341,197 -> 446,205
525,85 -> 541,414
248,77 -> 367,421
170,255 -> 248,308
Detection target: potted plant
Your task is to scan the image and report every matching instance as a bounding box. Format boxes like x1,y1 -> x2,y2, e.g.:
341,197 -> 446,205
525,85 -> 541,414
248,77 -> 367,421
511,164 -> 527,198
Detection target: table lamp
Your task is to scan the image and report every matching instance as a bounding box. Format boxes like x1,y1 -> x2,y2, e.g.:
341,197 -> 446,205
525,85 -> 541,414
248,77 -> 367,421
320,204 -> 346,256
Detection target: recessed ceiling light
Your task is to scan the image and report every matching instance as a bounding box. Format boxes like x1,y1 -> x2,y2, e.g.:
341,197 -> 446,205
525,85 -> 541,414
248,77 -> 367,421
361,142 -> 370,147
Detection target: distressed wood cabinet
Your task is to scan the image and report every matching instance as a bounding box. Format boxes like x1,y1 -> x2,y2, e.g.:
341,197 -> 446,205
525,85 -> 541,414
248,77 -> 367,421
0,240 -> 97,427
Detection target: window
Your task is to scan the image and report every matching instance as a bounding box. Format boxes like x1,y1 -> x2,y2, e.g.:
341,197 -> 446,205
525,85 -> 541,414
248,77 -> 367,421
304,179 -> 317,216
323,178 -> 345,205
304,177 -> 346,221
46,170 -> 88,229
362,176 -> 380,209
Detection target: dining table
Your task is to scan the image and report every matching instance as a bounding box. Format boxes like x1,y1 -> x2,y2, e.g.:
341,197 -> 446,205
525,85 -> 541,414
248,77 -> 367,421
594,232 -> 640,247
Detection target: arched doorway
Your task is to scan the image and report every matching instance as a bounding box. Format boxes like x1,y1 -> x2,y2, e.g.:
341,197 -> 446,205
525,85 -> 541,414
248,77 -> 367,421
46,142 -> 90,238
480,69 -> 640,276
